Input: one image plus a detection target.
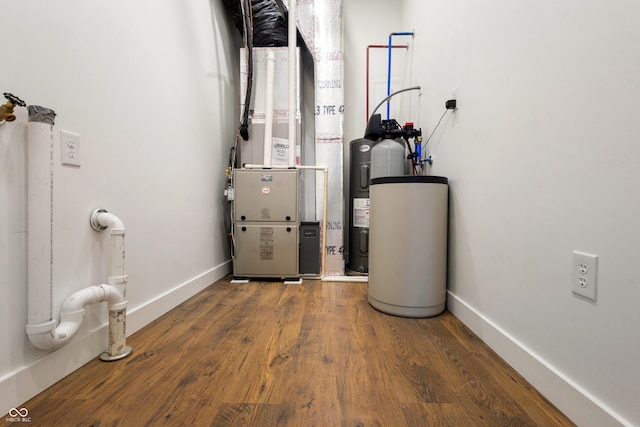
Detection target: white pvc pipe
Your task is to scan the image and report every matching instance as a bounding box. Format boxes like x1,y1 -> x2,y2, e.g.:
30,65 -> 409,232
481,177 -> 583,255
106,308 -> 128,359
96,211 -> 128,288
263,49 -> 276,167
26,120 -> 54,329
288,0 -> 297,167
25,117 -> 130,356
27,213 -> 130,357
92,210 -> 131,361
27,284 -> 125,350
243,163 -> 289,169
26,209 -> 130,351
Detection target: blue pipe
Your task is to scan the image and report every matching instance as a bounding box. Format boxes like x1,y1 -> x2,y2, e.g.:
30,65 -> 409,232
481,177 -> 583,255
387,31 -> 414,119
386,35 -> 392,119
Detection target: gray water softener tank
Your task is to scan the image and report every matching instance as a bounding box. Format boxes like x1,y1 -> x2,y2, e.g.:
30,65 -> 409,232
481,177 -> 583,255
370,137 -> 408,179
368,175 -> 448,318
347,138 -> 372,274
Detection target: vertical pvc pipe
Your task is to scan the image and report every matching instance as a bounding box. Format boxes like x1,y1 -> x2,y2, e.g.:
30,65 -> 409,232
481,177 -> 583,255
106,227 -> 128,317
106,230 -> 128,359
288,0 -> 297,167
263,49 -> 276,167
109,231 -> 126,282
95,211 -> 132,361
103,307 -> 130,361
26,113 -> 55,330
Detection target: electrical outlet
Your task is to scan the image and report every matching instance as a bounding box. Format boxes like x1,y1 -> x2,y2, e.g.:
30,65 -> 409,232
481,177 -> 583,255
60,130 -> 81,167
572,251 -> 597,301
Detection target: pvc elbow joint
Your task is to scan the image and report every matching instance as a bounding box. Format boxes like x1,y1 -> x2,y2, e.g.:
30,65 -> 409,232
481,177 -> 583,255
90,209 -> 126,233
26,284 -> 127,351
26,322 -> 74,350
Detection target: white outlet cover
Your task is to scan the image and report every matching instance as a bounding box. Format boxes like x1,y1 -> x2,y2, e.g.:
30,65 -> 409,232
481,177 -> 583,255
60,129 -> 81,167
572,251 -> 598,301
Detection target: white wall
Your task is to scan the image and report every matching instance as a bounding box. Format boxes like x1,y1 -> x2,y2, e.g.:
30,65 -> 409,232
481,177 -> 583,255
346,1 -> 640,426
343,0 -> 405,145
0,0 -> 239,415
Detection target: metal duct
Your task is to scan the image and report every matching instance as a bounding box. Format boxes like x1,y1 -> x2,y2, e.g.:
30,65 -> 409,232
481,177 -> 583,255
286,0 -> 344,276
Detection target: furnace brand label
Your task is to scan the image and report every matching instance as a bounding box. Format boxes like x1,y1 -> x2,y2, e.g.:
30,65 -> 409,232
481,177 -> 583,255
272,137 -> 290,166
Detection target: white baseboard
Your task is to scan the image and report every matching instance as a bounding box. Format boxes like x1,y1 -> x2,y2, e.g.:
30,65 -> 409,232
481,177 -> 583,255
447,291 -> 630,427
0,261 -> 231,418
126,261 -> 231,335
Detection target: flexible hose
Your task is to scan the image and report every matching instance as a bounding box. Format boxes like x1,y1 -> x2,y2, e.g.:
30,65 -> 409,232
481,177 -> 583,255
369,86 -> 421,123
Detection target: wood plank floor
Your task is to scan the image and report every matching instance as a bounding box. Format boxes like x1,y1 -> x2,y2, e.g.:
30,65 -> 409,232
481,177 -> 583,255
14,276 -> 575,426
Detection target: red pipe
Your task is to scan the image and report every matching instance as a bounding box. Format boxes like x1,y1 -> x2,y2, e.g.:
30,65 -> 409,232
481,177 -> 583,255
366,44 -> 408,124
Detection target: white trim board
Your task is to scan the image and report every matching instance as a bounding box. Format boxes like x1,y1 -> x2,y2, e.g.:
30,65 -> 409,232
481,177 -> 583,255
447,291 -> 631,427
0,261 -> 231,417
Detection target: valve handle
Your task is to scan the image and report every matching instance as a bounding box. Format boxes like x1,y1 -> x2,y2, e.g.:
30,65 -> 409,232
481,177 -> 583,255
3,92 -> 26,107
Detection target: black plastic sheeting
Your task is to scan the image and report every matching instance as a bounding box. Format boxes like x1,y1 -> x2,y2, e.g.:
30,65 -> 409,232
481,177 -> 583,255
222,0 -> 288,47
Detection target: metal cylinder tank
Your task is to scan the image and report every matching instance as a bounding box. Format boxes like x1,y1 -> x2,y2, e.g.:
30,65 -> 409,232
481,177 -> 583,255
347,138 -> 372,274
368,175 -> 449,318
370,137 -> 408,179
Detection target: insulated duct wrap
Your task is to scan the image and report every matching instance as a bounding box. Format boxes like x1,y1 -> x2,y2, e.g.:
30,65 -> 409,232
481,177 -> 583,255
289,0 -> 344,275
222,0 -> 288,47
